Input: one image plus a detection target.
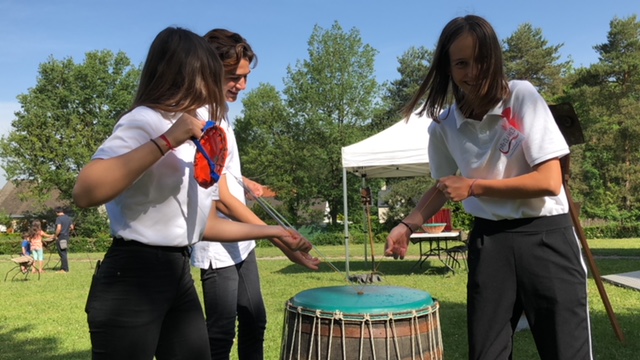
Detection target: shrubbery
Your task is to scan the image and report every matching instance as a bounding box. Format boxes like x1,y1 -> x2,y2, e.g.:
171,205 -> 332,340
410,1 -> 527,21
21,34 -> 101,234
583,222 -> 640,239
0,235 -> 113,255
1,221 -> 635,255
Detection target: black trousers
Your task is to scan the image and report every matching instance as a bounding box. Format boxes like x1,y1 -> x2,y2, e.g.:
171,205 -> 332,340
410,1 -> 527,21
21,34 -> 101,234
467,214 -> 592,360
85,238 -> 210,360
200,250 -> 266,360
57,239 -> 69,271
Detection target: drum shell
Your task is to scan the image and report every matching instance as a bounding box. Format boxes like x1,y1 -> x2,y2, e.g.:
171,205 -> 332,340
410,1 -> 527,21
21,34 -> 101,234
281,301 -> 443,360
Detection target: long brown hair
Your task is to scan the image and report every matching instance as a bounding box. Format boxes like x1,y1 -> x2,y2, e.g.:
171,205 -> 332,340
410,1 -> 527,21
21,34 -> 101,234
403,15 -> 509,120
203,28 -> 257,75
28,220 -> 43,240
132,27 -> 227,121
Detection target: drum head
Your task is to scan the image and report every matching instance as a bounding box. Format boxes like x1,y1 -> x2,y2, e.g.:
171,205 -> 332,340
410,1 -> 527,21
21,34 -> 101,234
289,286 -> 434,314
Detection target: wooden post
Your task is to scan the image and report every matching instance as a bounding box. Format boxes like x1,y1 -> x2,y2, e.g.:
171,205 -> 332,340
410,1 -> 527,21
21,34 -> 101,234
560,155 -> 625,343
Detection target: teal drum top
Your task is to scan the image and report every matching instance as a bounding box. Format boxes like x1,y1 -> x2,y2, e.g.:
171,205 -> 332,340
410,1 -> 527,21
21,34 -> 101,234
289,286 -> 434,314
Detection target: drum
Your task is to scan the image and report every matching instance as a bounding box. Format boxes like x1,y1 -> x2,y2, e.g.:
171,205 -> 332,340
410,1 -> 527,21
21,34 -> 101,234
281,285 -> 442,360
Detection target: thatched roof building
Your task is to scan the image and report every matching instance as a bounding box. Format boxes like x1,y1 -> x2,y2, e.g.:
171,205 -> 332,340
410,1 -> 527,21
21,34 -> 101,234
0,181 -> 66,218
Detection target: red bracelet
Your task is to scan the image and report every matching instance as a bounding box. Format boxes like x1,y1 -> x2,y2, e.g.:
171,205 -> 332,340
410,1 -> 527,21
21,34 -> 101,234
159,134 -> 174,151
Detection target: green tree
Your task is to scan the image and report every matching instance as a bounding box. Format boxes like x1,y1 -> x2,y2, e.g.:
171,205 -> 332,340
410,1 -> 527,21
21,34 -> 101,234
503,23 -> 572,99
373,46 -> 433,132
565,15 -> 640,220
234,84 -> 301,222
0,50 -> 140,220
238,22 -> 380,225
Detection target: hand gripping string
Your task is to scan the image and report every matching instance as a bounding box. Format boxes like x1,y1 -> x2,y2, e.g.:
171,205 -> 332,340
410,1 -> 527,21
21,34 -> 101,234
225,171 -> 348,280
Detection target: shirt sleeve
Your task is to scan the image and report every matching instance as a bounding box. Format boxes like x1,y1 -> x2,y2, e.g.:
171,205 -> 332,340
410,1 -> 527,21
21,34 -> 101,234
511,81 -> 569,167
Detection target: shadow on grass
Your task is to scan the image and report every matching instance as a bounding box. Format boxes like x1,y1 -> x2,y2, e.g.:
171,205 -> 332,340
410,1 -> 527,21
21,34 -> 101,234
0,324 -> 91,360
590,258 -> 640,277
590,247 -> 640,258
274,258 -> 463,277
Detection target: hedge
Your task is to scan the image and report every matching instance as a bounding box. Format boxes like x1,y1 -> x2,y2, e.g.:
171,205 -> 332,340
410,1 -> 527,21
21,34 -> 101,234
1,223 -> 635,255
0,235 -> 113,255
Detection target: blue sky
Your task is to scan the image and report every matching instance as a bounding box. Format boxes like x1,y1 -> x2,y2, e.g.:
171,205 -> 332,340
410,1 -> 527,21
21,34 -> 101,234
0,0 -> 637,187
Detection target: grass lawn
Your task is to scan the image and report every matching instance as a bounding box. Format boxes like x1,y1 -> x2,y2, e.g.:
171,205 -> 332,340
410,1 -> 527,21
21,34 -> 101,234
0,239 -> 638,359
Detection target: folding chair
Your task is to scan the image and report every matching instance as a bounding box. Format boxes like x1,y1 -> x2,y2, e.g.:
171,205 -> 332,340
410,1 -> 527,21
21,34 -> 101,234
428,209 -> 468,273
443,231 -> 468,272
4,255 -> 40,281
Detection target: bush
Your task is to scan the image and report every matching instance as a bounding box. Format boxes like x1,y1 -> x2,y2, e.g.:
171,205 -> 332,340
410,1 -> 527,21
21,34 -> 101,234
0,235 -> 113,255
583,222 -> 640,239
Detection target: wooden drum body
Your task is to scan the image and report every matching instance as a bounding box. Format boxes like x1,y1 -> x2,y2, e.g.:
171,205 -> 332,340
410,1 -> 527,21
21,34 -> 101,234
281,286 -> 443,360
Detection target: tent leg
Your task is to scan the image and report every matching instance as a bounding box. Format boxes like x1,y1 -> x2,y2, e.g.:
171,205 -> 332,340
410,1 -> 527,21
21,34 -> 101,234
362,177 -> 368,265
343,167 -> 350,277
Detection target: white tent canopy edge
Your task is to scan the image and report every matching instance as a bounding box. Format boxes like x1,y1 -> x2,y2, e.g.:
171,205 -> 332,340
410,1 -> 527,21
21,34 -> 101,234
340,112 -> 433,276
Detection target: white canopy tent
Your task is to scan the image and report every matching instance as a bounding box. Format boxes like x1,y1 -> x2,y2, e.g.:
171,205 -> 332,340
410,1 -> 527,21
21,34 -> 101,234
341,112 -> 433,275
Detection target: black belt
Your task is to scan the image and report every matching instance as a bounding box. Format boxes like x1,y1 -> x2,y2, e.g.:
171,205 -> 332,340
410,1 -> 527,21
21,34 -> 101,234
473,213 -> 571,234
112,237 -> 189,254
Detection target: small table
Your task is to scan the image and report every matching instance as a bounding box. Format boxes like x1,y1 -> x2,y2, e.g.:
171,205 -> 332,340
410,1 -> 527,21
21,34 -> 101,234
410,231 -> 463,272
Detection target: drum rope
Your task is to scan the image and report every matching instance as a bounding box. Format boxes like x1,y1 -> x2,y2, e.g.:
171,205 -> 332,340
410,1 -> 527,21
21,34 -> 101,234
309,310 -> 321,360
384,318 -> 390,360
391,315 -> 402,360
229,172 -> 352,282
429,314 -> 436,360
286,306 -> 299,360
283,302 -> 442,360
435,305 -> 443,359
280,304 -> 290,360
366,314 -> 377,360
412,310 -> 422,360
358,316 -> 365,360
327,316 -> 335,360
410,313 -> 417,360
339,312 -> 346,360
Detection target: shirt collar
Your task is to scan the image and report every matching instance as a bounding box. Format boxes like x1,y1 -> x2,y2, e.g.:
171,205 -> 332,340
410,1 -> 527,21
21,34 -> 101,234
452,100 -> 506,129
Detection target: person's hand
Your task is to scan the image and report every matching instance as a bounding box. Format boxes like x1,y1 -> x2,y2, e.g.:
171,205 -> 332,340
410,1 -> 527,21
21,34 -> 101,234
436,175 -> 475,202
285,250 -> 321,271
243,177 -> 264,198
278,228 -> 313,253
384,224 -> 411,260
163,111 -> 207,148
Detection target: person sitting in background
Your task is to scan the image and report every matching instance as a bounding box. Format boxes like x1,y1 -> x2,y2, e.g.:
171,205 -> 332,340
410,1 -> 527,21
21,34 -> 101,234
20,231 -> 32,273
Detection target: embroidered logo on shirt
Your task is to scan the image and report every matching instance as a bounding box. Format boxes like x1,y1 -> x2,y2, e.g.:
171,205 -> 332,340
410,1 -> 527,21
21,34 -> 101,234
498,108 -> 524,157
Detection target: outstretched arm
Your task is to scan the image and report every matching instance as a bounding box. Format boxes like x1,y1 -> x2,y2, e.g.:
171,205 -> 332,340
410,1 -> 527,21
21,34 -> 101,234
215,175 -> 320,270
203,201 -> 313,254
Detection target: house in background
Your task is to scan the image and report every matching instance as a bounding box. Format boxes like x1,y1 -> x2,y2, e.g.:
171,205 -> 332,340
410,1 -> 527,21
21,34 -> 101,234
0,181 -> 66,232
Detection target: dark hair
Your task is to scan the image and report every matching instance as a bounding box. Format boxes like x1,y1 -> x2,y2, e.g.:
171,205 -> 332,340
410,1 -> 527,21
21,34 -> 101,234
55,206 -> 64,213
132,27 -> 228,121
203,28 -> 257,75
403,15 -> 509,120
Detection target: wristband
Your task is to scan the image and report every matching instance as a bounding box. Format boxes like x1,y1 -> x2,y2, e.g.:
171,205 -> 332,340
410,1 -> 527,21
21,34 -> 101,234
399,220 -> 414,234
159,134 -> 174,151
469,179 -> 478,197
150,139 -> 165,156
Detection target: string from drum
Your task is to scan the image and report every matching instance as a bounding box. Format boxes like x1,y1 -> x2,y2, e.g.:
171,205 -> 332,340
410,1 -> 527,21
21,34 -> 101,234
227,172 -> 350,283
228,170 -> 444,288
